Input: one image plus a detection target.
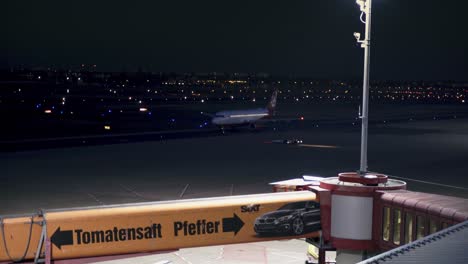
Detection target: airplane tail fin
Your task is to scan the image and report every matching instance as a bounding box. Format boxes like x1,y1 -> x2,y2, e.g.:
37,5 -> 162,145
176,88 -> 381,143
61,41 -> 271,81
267,89 -> 278,116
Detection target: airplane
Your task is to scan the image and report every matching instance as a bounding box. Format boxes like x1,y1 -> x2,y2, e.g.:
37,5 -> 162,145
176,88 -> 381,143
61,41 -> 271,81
204,90 -> 278,130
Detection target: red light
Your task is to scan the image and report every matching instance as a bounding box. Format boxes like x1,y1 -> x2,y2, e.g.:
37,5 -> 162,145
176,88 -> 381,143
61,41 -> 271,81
300,116 -> 304,120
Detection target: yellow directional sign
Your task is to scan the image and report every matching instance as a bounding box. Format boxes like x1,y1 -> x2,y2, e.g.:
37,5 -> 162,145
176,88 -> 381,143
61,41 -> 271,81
1,191 -> 320,262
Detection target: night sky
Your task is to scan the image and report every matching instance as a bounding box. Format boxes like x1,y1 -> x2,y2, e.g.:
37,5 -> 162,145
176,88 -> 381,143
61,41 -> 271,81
2,0 -> 468,80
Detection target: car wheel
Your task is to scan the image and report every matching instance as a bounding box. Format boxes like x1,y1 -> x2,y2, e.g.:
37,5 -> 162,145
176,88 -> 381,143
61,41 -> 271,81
292,217 -> 304,235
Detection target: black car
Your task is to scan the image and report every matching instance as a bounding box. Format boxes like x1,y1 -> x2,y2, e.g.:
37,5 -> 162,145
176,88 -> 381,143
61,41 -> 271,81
254,201 -> 321,236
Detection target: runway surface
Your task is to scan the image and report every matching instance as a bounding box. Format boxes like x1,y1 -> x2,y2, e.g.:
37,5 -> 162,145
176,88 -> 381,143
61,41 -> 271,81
2,116 -> 468,216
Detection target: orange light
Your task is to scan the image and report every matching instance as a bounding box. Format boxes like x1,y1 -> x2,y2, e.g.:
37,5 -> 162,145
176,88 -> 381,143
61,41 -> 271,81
44,109 -> 52,114
139,108 -> 148,112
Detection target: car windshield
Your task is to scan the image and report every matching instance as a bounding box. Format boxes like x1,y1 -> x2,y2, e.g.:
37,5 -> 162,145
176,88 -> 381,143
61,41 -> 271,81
278,201 -> 306,210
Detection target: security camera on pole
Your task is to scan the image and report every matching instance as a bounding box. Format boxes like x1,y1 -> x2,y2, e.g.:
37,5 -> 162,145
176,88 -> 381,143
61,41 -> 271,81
354,0 -> 372,176
312,5 -> 409,263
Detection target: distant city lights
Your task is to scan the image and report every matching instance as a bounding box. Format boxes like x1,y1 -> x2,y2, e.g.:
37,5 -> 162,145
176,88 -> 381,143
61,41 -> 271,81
227,80 -> 247,84
2,68 -> 467,140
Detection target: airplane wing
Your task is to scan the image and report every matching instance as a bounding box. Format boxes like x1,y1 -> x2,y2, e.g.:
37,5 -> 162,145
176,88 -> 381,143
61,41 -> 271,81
255,116 -> 305,123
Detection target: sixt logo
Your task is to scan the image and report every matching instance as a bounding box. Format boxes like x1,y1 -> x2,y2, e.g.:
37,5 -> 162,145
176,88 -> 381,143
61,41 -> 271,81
241,204 -> 260,213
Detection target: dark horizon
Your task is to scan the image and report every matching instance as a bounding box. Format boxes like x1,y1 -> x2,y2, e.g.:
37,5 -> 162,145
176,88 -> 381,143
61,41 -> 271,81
2,0 -> 468,81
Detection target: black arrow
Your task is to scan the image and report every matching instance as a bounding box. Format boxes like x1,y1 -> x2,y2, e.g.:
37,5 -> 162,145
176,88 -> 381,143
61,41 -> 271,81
222,213 -> 244,235
51,227 -> 73,249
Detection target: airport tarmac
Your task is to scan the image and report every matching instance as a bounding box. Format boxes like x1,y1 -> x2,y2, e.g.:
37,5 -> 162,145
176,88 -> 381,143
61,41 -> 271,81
2,108 -> 468,263
2,116 -> 468,216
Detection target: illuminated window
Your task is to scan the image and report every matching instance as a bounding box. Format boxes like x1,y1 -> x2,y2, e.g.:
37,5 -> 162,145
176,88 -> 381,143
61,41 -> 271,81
393,209 -> 402,245
442,222 -> 449,229
382,207 -> 390,241
404,213 -> 413,244
416,215 -> 426,239
429,219 -> 438,234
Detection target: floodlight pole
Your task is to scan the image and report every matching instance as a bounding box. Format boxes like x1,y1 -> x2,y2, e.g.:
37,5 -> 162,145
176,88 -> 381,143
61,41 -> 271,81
356,0 -> 372,176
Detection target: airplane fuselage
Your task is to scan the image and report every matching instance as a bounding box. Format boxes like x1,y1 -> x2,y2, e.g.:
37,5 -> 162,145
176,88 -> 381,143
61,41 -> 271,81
212,108 -> 269,126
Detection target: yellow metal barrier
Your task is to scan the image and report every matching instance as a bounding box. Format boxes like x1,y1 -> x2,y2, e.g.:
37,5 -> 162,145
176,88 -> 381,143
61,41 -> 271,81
1,191 -> 319,262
